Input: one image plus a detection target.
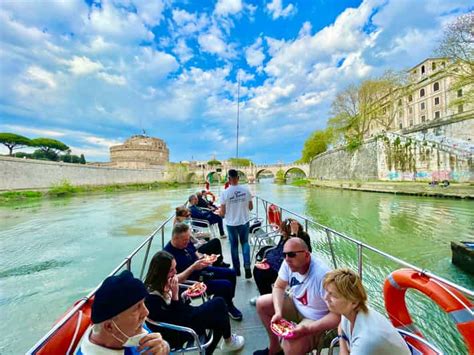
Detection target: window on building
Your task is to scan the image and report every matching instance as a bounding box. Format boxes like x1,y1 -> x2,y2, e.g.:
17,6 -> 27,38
420,102 -> 425,110
409,107 -> 413,114
421,65 -> 425,74
421,115 -> 426,123
420,88 -> 425,97
433,82 -> 439,91
410,120 -> 414,126
457,89 -> 463,97
458,105 -> 464,114
408,94 -> 413,102
432,62 -> 436,70
434,97 -> 440,105
399,123 -> 403,129
434,111 -> 440,119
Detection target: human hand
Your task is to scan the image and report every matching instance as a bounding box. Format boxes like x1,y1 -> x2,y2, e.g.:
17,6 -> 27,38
138,333 -> 170,354
193,259 -> 211,270
271,312 -> 283,325
289,323 -> 309,339
169,275 -> 179,300
289,220 -> 299,235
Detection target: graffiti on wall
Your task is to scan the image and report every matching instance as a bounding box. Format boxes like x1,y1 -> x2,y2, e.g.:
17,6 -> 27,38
384,169 -> 471,182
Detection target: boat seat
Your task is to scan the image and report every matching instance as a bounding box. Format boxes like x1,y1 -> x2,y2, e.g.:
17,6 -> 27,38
190,218 -> 218,239
250,225 -> 280,261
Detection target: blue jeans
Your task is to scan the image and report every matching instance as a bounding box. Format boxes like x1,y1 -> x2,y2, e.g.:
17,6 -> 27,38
226,222 -> 250,270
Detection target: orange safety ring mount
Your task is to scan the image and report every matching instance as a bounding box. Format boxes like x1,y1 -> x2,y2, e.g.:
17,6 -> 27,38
204,190 -> 216,203
383,268 -> 474,354
267,204 -> 282,226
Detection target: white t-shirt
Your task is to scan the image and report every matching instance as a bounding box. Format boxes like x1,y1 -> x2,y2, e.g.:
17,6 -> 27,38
278,255 -> 330,320
220,185 -> 252,226
341,307 -> 411,355
76,326 -> 124,354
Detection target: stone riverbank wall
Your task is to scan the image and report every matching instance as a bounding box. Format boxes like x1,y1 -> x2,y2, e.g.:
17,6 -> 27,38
0,156 -> 166,191
310,132 -> 473,183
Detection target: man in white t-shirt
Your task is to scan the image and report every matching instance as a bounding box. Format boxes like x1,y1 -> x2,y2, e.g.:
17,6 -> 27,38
254,238 -> 340,355
220,169 -> 253,278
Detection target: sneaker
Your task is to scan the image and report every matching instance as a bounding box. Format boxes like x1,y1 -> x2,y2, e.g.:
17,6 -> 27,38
228,304 -> 243,321
221,334 -> 245,352
249,296 -> 258,306
220,234 -> 227,239
245,268 -> 252,279
220,261 -> 231,268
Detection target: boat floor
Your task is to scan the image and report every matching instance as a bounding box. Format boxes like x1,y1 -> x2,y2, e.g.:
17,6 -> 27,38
206,236 -> 337,355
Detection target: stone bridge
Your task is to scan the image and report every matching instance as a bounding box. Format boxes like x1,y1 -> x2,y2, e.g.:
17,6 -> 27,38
187,162 -> 310,183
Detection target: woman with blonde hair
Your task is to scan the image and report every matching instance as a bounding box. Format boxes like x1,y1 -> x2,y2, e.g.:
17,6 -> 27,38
323,268 -> 410,355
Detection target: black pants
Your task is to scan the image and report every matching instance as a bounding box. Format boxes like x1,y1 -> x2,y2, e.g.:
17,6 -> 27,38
197,238 -> 224,266
253,266 -> 279,295
190,297 -> 231,354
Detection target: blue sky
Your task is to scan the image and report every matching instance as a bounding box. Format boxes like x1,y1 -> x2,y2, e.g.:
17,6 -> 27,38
0,0 -> 472,163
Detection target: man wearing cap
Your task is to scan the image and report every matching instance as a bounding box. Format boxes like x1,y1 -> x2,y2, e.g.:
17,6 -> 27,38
76,270 -> 169,355
219,169 -> 253,278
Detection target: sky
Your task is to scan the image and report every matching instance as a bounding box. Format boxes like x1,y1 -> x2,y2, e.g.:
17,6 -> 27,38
0,0 -> 472,164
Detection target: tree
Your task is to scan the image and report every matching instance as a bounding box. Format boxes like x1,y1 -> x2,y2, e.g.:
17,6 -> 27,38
0,133 -> 31,156
299,128 -> 334,163
207,159 -> 222,166
436,13 -> 474,106
80,154 -> 86,164
30,138 -> 69,155
228,157 -> 253,166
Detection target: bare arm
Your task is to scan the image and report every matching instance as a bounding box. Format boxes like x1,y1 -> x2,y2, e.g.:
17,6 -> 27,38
219,204 -> 226,217
271,277 -> 288,323
338,323 -> 350,355
292,311 -> 341,339
176,259 -> 210,283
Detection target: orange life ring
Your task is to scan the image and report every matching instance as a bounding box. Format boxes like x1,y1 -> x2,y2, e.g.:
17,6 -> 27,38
34,297 -> 94,354
384,268 -> 474,354
204,190 -> 216,203
267,204 -> 282,226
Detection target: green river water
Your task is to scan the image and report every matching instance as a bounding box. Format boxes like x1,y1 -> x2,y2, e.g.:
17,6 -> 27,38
0,183 -> 473,354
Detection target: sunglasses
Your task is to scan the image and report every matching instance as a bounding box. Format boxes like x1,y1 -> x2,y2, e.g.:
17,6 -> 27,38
283,250 -> 306,258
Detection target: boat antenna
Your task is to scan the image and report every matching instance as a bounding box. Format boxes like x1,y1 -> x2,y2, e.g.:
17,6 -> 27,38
236,73 -> 240,159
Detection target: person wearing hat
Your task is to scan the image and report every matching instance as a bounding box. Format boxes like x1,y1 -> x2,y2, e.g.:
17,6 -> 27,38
76,270 -> 169,355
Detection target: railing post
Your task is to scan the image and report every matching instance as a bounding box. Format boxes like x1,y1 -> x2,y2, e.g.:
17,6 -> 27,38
357,244 -> 363,279
126,258 -> 131,271
256,196 -> 259,219
161,227 -> 165,249
326,229 -> 337,269
139,237 -> 154,280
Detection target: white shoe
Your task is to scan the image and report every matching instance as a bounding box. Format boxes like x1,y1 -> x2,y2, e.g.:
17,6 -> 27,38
221,334 -> 245,352
249,296 -> 258,306
220,234 -> 227,239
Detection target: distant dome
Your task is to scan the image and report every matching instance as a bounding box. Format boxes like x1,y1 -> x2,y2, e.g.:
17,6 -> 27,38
109,135 -> 169,169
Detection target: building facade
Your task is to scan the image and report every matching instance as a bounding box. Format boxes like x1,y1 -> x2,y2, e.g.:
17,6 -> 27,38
109,135 -> 169,169
367,57 -> 473,138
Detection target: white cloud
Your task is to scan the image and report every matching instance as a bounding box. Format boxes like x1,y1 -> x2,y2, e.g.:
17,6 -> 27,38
245,37 -> 266,70
133,47 -> 179,81
133,0 -> 167,26
65,56 -> 104,76
0,124 -> 65,138
266,0 -> 297,20
198,26 -> 236,58
97,72 -> 127,86
173,38 -> 194,63
215,0 -> 243,16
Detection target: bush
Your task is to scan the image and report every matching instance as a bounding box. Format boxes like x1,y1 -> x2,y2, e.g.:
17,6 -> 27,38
49,180 -> 79,197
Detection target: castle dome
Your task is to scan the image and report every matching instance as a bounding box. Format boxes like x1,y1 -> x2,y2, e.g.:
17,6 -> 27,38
109,135 -> 169,169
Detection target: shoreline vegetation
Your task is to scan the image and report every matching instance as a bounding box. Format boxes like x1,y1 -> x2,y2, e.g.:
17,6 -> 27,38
1,178 -> 473,206
0,180 -> 185,206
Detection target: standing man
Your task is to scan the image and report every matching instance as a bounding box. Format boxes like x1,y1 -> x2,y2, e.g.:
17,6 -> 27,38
220,169 -> 253,278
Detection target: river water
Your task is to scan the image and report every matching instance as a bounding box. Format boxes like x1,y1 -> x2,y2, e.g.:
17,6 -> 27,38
1,183 -> 473,354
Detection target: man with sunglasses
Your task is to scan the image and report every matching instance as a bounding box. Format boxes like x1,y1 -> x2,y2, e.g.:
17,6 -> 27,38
254,238 -> 340,355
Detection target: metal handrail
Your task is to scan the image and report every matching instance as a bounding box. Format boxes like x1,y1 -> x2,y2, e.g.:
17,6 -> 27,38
255,196 -> 474,298
27,213 -> 175,354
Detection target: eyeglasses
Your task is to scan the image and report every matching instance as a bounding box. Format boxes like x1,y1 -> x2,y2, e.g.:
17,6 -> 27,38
283,250 -> 306,258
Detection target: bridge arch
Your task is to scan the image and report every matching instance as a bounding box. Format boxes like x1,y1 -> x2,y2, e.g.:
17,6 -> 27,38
256,169 -> 275,179
206,171 -> 222,183
186,172 -> 199,183
284,167 -> 307,178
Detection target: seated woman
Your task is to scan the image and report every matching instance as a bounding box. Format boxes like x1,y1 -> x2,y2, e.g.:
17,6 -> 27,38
144,251 -> 244,354
175,206 -> 229,268
250,218 -> 311,304
323,268 -> 410,355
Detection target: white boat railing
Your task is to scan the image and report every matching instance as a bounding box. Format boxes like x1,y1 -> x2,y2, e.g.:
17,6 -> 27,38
255,196 -> 474,298
28,196 -> 473,353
